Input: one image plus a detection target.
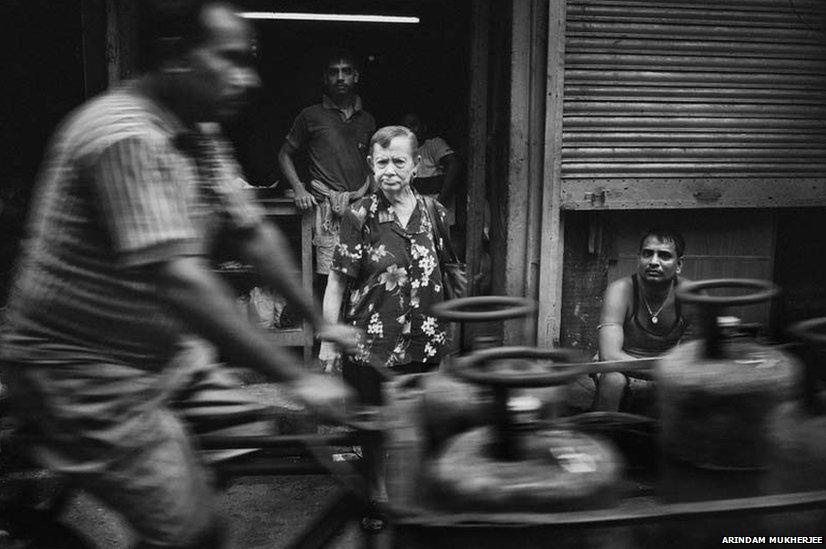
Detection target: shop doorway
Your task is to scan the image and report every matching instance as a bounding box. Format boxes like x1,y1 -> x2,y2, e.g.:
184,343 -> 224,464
227,1 -> 472,190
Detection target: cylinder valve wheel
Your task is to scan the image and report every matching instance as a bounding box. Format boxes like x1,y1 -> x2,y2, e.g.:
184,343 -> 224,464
429,296 -> 537,324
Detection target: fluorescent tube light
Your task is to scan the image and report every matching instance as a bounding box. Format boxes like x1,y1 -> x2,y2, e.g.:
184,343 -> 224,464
239,12 -> 420,24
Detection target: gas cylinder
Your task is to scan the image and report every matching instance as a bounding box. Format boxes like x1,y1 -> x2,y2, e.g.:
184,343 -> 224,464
419,296 -> 562,453
424,347 -> 622,512
658,279 -> 800,471
418,357 -> 576,454
418,367 -> 490,453
769,317 -> 826,478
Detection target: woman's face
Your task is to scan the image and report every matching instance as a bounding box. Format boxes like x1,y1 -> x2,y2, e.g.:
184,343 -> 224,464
369,136 -> 419,195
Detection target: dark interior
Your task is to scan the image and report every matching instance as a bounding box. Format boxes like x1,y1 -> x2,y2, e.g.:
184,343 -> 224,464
226,0 -> 472,186
0,0 -> 472,302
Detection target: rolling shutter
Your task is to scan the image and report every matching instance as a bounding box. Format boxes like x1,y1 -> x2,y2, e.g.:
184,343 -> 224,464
561,0 -> 826,209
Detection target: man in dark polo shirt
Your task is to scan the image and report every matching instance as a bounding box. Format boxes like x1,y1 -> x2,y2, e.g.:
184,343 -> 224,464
278,50 -> 376,290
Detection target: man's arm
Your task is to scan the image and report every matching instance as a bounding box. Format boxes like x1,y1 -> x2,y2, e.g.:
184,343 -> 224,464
437,153 -> 462,204
595,278 -> 636,411
155,256 -> 349,416
598,279 -> 636,361
318,271 -> 349,364
277,141 -> 316,212
237,222 -> 358,351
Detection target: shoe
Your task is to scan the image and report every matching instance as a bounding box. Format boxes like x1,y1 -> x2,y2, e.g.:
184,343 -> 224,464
331,451 -> 359,462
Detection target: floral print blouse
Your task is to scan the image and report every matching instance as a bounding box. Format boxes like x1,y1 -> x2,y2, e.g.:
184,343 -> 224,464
331,191 -> 451,369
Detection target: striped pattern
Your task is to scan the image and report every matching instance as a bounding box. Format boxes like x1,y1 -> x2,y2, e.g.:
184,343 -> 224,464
561,0 -> 826,196
2,85 -> 262,368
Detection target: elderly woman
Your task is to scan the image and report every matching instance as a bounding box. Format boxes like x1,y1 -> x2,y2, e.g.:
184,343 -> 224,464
318,125 -> 452,404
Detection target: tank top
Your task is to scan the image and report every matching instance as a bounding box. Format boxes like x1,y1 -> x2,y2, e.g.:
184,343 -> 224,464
622,275 -> 686,358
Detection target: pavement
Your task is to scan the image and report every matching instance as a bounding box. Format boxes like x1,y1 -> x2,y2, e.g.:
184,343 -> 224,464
55,381 -> 363,548
64,475 -> 360,548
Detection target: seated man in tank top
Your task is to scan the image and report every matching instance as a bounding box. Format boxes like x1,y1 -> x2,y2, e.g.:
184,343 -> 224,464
595,228 -> 690,415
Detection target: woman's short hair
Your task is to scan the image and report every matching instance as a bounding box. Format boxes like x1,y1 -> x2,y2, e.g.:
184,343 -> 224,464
369,126 -> 418,156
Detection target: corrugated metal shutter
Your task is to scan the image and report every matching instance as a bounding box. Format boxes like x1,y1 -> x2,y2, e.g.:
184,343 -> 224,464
561,0 -> 826,209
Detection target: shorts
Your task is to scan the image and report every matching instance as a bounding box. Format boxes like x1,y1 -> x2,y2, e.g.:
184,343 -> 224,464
563,374 -> 598,415
621,376 -> 658,417
1,337 -> 273,546
313,200 -> 341,275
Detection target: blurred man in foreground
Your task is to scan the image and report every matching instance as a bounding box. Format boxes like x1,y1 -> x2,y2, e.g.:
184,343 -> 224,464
0,2 -> 356,547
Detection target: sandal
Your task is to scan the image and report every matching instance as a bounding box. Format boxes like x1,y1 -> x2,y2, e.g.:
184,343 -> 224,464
359,500 -> 388,533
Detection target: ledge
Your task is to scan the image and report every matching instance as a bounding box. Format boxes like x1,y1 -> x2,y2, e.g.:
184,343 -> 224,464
561,177 -> 826,210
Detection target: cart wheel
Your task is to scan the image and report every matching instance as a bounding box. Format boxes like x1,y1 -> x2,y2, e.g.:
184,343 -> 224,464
430,296 -> 536,322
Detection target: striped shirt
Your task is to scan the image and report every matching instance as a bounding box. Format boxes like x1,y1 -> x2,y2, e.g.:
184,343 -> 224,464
1,83 -> 263,369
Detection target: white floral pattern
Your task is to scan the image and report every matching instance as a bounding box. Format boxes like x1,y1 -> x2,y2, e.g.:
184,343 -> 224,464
378,265 -> 408,291
369,244 -> 389,262
367,312 -> 384,338
329,192 -> 451,369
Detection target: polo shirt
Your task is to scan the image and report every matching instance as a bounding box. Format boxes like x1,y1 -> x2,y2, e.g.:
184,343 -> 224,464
285,95 -> 375,193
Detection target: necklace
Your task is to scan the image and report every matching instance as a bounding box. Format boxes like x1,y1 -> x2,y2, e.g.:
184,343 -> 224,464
641,287 -> 670,325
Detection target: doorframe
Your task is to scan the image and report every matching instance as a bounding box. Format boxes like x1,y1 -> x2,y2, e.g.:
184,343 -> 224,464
465,0 -> 490,301
537,0 -> 567,347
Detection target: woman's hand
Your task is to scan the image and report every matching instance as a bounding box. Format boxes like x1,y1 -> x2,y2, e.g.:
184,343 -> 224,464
317,323 -> 362,355
318,341 -> 340,374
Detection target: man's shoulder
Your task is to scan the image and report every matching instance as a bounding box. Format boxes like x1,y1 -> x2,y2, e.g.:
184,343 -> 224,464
294,102 -> 337,122
421,136 -> 453,158
298,102 -> 327,116
422,136 -> 449,149
675,276 -> 693,287
357,110 -> 376,133
291,103 -> 335,130
607,276 -> 634,295
600,276 -> 634,324
62,87 -> 173,158
357,108 -> 376,123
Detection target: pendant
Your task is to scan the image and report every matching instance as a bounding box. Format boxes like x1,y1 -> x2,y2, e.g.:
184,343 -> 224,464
651,316 -> 659,324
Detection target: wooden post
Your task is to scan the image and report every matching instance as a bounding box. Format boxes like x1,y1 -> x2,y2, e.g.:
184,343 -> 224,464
525,0 -> 549,339
465,0 -> 490,299
503,0 -> 548,345
82,0 -> 137,95
463,0 -> 491,347
81,0 -> 108,97
105,0 -> 121,86
537,0 -> 567,347
106,0 -> 138,84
